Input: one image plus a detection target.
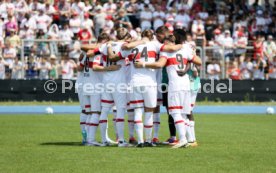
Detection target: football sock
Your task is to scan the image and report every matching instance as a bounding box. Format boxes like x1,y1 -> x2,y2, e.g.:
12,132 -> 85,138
116,107 -> 125,142
128,111 -> 135,138
87,113 -> 99,143
113,111 -> 118,139
144,111 -> 153,143
168,114 -> 176,137
100,107 -> 110,143
190,120 -> 196,142
134,108 -> 144,144
171,113 -> 187,143
153,113 -> 160,139
80,113 -> 87,132
182,114 -> 193,143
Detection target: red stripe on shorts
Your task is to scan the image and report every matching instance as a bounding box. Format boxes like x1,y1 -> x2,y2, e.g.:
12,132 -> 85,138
134,120 -> 142,124
175,120 -> 184,124
80,122 -> 86,125
144,125 -> 153,128
99,120 -> 107,123
89,123 -> 99,126
130,100 -> 144,104
116,119 -> 124,122
168,106 -> 183,110
153,122 -> 160,124
85,105 -> 91,108
101,100 -> 114,104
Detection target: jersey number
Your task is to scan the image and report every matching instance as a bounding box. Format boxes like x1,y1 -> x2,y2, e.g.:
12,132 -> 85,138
84,57 -> 89,72
176,54 -> 184,69
132,47 -> 148,62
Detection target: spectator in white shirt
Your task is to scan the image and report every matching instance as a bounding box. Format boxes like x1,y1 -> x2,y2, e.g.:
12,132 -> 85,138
35,8 -> 52,33
152,5 -> 165,31
3,42 -> 16,79
48,24 -> 59,55
37,57 -> 52,79
11,57 -> 24,79
61,56 -> 76,79
82,13 -> 94,36
59,23 -> 73,49
92,5 -> 106,37
240,57 -> 253,79
69,12 -> 81,39
207,59 -> 221,80
44,0 -> 56,17
269,56 -> 276,79
140,4 -> 152,31
219,30 -> 234,63
234,31 -> 248,64
103,0 -> 117,15
68,41 -> 81,62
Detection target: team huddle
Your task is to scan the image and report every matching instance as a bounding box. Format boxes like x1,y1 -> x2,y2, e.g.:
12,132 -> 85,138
76,26 -> 202,148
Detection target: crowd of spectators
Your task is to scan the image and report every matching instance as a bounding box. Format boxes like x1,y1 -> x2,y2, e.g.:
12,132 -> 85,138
0,0 -> 276,80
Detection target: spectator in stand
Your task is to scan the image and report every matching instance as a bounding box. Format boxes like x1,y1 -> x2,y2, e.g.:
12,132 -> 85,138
4,14 -> 18,37
83,0 -> 92,13
103,0 -> 117,15
207,59 -> 221,80
69,12 -> 81,39
68,41 -> 81,62
48,24 -> 59,55
269,56 -> 276,79
82,13 -> 94,36
35,29 -> 49,55
0,57 -> 7,79
140,4 -> 152,31
219,30 -> 234,65
5,28 -> 21,50
191,15 -> 206,46
37,57 -> 52,79
44,0 -> 56,17
103,15 -> 114,34
49,54 -> 59,79
25,56 -> 38,79
240,57 -> 253,80
35,8 -> 52,33
20,13 -> 37,31
152,5 -> 165,31
58,0 -> 71,27
234,31 -> 248,64
253,34 -> 264,60
253,53 -> 267,80
92,5 -> 106,37
227,61 -> 241,80
3,41 -> 16,79
29,0 -> 43,13
77,25 -> 92,44
116,9 -> 131,29
61,56 -> 76,79
11,57 -> 24,79
58,23 -> 73,52
19,23 -> 35,56
263,35 -> 276,79
15,0 -> 29,22
175,9 -> 190,30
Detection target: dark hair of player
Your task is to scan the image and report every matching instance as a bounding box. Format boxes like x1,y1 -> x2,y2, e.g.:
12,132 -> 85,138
124,32 -> 132,41
173,29 -> 187,44
141,29 -> 154,40
97,33 -> 110,43
116,27 -> 128,40
164,35 -> 176,43
155,26 -> 169,34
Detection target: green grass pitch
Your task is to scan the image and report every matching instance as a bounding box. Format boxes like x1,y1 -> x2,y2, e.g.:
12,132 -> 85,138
0,114 -> 276,173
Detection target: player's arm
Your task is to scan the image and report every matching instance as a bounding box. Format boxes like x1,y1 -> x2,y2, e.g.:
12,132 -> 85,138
81,44 -> 98,51
107,44 -> 121,62
93,64 -> 121,72
134,57 -> 167,69
121,40 -> 146,50
161,44 -> 183,52
77,52 -> 85,71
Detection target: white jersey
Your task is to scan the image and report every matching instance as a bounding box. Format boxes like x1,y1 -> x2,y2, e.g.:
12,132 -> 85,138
126,41 -> 160,86
160,44 -> 195,92
98,42 -> 126,84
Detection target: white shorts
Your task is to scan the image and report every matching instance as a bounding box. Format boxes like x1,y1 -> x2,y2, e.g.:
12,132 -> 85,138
101,91 -> 127,108
77,88 -> 85,110
130,86 -> 157,108
168,90 -> 192,115
190,90 -> 198,111
126,87 -> 132,110
83,94 -> 101,112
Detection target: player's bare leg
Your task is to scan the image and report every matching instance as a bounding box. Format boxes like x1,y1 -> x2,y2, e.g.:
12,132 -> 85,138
153,106 -> 161,144
144,107 -> 156,147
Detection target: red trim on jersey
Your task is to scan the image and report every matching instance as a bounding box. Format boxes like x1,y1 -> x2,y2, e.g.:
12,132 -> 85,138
166,57 -> 188,66
93,62 -> 100,66
134,120 -> 143,124
175,120 -> 184,124
93,48 -> 100,54
116,118 -> 125,122
129,100 -> 144,104
128,54 -> 134,61
99,120 -> 107,123
102,55 -> 107,62
153,122 -> 160,124
101,100 -> 114,104
80,122 -> 86,125
118,52 -> 124,60
135,51 -> 157,60
85,105 -> 91,108
89,62 -> 93,68
168,106 -> 183,110
144,125 -> 153,128
160,44 -> 166,51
